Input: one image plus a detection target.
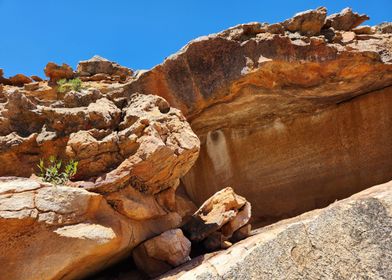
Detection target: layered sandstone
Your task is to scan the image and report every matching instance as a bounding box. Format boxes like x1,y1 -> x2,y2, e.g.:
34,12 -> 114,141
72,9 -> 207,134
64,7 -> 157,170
128,7 -> 392,225
0,58 -> 200,279
0,6 -> 392,280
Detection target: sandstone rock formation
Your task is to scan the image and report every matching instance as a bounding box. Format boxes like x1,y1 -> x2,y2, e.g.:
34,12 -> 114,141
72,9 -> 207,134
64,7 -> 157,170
0,177 -> 131,280
183,187 -> 251,251
133,229 -> 191,277
77,55 -> 133,81
325,8 -> 369,31
128,7 -> 392,225
160,180 -> 392,279
1,6 -> 391,280
282,7 -> 327,36
0,57 -> 199,279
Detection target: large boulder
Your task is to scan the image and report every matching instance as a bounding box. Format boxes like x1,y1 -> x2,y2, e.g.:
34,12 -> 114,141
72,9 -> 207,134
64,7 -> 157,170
160,181 -> 392,279
325,7 -> 369,31
128,7 -> 392,226
0,177 -> 132,280
0,177 -> 188,280
282,7 -> 327,36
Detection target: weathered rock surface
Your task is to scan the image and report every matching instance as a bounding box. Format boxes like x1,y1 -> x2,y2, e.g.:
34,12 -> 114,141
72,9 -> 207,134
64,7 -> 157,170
0,57 -> 200,279
282,7 -> 327,36
9,73 -> 33,86
128,7 -> 392,225
77,55 -> 133,81
183,187 -> 251,251
133,229 -> 191,277
160,181 -> 392,279
0,177 -> 191,280
0,177 -> 133,280
325,8 -> 369,31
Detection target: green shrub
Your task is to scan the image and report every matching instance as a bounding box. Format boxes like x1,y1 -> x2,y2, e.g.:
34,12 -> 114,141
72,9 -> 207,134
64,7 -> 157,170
37,156 -> 78,185
57,78 -> 83,93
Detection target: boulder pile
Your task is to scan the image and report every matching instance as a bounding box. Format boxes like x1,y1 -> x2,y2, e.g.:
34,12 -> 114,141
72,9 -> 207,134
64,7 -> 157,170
183,187 -> 251,251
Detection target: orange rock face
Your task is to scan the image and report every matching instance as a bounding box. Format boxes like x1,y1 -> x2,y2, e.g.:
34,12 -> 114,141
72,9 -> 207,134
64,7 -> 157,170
128,7 -> 392,224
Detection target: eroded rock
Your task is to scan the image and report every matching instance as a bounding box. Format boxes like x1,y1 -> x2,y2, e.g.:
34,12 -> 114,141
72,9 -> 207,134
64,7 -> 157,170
133,229 -> 191,277
0,177 -> 132,280
77,55 -> 133,81
127,7 -> 392,226
325,7 -> 369,31
0,175 -> 192,280
282,7 -> 327,36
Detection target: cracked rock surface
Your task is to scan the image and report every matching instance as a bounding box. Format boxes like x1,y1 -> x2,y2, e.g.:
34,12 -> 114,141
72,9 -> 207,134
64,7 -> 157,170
0,57 -> 200,280
160,180 -> 392,280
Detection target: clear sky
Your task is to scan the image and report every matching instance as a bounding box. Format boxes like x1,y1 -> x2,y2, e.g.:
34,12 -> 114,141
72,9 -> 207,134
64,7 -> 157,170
0,0 -> 391,77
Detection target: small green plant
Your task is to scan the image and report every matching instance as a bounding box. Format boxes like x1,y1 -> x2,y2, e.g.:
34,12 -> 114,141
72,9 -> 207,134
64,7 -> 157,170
37,156 -> 78,185
57,78 -> 83,93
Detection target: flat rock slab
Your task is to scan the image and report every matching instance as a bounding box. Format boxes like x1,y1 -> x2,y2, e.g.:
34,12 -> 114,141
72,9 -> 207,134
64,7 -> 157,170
160,180 -> 392,279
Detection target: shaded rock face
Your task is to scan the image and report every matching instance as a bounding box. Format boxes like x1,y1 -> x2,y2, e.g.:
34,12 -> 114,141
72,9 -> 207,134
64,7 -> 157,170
160,181 -> 392,280
133,229 -> 191,277
128,7 -> 392,224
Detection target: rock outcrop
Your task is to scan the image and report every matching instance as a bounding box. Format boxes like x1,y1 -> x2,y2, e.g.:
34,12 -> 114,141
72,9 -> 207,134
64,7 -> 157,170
0,57 -> 200,279
77,55 -> 133,81
128,7 -> 392,225
160,180 -> 392,279
325,8 -> 369,31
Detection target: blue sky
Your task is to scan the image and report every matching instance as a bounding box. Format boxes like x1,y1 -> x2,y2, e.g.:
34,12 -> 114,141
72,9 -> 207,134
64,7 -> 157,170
0,0 -> 391,77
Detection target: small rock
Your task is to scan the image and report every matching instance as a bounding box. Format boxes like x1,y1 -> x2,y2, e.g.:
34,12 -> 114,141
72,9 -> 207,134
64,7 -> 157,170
9,74 -> 33,87
133,229 -> 191,277
44,62 -> 74,84
375,22 -> 392,34
24,82 -> 40,91
30,75 -> 43,82
325,7 -> 369,31
282,7 -> 327,36
341,31 -> 356,43
352,25 -> 375,35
